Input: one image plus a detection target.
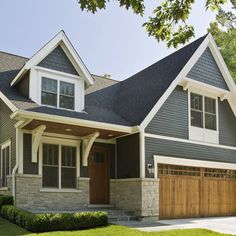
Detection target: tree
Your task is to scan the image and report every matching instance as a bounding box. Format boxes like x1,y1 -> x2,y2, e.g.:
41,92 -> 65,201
208,1 -> 236,81
77,0 -> 235,48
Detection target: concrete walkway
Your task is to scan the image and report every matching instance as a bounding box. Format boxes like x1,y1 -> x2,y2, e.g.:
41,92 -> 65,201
115,217 -> 236,235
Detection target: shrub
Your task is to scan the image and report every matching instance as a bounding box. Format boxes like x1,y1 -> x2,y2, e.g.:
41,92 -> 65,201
0,195 -> 14,209
1,205 -> 108,233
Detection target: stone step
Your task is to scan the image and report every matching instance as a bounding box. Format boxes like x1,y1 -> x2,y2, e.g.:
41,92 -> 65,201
87,204 -> 115,209
108,215 -> 140,222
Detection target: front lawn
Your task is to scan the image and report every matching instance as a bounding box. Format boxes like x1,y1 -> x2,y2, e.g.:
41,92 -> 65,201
0,217 -> 233,236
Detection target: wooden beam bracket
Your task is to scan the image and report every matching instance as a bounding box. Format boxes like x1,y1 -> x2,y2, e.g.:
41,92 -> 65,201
32,125 -> 46,163
82,132 -> 99,166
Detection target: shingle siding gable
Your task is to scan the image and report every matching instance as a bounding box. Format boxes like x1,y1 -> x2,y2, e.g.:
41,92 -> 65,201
187,47 -> 229,90
38,46 -> 78,75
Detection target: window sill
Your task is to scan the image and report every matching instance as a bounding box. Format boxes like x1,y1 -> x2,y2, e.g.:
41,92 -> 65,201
0,187 -> 9,191
39,188 -> 82,193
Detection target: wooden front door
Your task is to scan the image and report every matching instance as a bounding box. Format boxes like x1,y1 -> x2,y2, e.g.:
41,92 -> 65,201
89,146 -> 110,204
159,164 -> 236,219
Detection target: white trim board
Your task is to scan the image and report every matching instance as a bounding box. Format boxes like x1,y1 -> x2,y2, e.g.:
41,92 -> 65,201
0,92 -> 18,112
144,133 -> 236,151
11,110 -> 138,134
10,31 -> 94,87
153,155 -> 236,178
39,136 -> 81,186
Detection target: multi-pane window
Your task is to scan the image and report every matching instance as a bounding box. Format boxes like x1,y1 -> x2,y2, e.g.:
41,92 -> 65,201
204,97 -> 216,130
61,146 -> 76,188
41,77 -> 75,110
42,144 -> 77,189
0,142 -> 11,187
41,77 -> 58,107
190,93 -> 203,128
60,81 -> 75,110
190,93 -> 217,131
42,144 -> 59,188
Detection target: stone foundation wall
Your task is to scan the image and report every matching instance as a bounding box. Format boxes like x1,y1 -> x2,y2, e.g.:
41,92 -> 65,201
110,178 -> 159,217
15,175 -> 89,211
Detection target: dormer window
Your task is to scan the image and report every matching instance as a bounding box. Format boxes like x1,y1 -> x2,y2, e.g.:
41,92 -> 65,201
41,76 -> 75,110
41,77 -> 58,107
59,81 -> 75,110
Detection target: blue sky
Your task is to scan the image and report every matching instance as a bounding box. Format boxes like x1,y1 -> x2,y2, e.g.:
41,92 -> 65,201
1,0 -> 217,80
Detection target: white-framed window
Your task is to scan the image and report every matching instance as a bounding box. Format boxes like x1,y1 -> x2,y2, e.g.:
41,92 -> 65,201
29,67 -> 85,112
42,143 -> 77,189
189,90 -> 218,144
41,77 -> 75,110
39,137 -> 80,190
0,140 -> 11,187
190,93 -> 216,131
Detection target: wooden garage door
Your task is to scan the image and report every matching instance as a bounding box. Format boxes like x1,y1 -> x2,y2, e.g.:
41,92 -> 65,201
159,164 -> 236,219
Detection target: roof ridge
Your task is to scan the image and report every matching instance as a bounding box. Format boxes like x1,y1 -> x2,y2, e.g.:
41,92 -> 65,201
0,50 -> 29,60
91,74 -> 119,82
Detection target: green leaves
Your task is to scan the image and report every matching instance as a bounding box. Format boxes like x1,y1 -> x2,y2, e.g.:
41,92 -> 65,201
209,23 -> 236,81
78,0 -> 145,15
144,0 -> 195,48
77,0 -> 231,48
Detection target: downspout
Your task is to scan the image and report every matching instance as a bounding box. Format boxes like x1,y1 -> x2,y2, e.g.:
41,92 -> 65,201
12,120 -> 25,204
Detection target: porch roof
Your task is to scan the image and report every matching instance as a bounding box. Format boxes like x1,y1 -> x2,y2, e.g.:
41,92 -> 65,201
22,119 -> 131,139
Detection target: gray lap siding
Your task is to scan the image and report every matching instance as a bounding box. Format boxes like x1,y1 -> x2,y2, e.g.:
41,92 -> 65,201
146,86 -> 236,147
23,133 -> 38,175
145,137 -> 236,178
145,86 -> 188,139
0,101 -> 16,174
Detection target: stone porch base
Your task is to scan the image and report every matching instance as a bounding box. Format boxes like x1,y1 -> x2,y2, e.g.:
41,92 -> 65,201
12,175 -> 159,218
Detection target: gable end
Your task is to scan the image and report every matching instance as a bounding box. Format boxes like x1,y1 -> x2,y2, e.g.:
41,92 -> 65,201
187,47 -> 229,91
38,45 -> 79,75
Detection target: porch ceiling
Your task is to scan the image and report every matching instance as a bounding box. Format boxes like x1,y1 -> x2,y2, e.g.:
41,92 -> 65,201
23,119 -> 128,139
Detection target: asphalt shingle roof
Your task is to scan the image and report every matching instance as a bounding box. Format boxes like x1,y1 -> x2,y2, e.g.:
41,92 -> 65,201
0,35 -> 207,126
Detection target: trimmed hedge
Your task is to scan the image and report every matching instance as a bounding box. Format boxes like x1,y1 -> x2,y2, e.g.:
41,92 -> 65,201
0,195 -> 14,209
1,205 -> 108,233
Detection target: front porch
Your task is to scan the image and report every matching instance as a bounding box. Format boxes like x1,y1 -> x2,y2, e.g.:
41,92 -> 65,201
9,116 -> 159,218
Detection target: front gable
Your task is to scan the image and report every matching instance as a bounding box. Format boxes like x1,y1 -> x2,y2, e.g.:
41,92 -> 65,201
141,34 -> 236,132
38,45 -> 79,76
187,47 -> 229,91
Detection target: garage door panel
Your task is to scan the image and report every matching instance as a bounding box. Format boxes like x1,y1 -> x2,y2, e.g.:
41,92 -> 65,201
159,164 -> 236,219
160,175 -> 201,218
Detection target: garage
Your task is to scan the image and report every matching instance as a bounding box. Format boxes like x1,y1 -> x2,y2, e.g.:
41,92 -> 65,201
159,164 -> 236,219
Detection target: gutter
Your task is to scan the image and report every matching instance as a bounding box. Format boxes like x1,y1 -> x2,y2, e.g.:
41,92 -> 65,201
12,120 -> 26,204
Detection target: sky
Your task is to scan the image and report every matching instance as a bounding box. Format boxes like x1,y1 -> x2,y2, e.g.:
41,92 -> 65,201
0,0 -> 218,81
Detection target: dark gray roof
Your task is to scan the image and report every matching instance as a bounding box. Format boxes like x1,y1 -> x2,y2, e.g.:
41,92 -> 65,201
0,35 -> 207,126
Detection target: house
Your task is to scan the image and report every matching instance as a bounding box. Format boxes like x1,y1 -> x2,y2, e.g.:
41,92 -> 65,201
0,31 -> 236,219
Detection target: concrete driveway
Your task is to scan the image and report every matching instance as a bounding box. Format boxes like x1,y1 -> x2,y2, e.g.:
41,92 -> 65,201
116,217 -> 236,235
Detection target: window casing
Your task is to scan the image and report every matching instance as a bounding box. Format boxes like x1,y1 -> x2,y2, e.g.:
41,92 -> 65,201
41,77 -> 75,110
42,143 -> 77,189
0,141 -> 11,188
190,93 -> 217,131
189,91 -> 218,144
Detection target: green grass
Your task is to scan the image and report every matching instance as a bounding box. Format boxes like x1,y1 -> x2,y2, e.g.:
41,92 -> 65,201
0,217 -> 233,236
0,217 -> 29,236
